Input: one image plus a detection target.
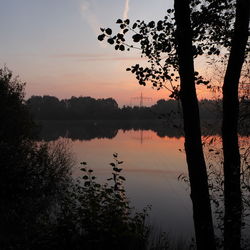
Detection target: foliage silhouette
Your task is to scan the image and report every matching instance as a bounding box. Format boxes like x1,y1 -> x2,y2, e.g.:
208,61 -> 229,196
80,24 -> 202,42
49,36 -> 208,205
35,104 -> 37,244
98,1 -> 218,249
1,67 -> 179,250
221,1 -> 249,248
0,68 -> 73,249
49,155 -> 154,250
98,0 -> 249,249
27,95 -> 247,130
0,67 -> 35,143
178,135 -> 250,249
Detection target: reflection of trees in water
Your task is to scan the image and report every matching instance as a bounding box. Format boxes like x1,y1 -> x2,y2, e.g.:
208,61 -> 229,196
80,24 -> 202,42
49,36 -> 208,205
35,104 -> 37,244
38,120 -> 230,142
39,120 -> 119,141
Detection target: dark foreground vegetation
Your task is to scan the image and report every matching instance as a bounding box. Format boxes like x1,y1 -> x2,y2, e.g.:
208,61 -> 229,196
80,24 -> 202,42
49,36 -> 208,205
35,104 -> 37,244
1,68 -> 173,250
1,65 -> 249,250
98,0 -> 249,248
1,0 -> 249,249
2,67 -> 201,250
1,59 -> 250,250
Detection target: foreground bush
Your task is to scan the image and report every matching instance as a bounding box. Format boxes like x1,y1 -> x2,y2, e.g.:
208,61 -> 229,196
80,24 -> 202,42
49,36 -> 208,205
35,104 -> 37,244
0,67 -> 165,250
48,154 -> 151,250
0,139 -> 73,249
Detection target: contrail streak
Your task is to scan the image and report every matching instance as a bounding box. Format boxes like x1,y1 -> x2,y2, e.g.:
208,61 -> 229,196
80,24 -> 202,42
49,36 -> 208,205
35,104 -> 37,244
123,0 -> 130,20
81,3 -> 100,35
80,1 -> 106,47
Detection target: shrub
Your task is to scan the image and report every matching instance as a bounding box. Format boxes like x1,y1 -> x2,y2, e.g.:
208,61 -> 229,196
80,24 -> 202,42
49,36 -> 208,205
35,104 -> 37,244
48,154 -> 151,250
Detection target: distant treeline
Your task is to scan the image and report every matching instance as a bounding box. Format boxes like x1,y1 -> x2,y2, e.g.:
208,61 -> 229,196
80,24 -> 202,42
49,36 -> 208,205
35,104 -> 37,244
27,95 -> 223,121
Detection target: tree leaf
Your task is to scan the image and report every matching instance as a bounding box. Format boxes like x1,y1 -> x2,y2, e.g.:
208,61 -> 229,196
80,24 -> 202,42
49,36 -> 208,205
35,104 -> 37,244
97,34 -> 105,41
132,34 -> 143,42
107,38 -> 114,44
106,28 -> 112,35
116,19 -> 123,24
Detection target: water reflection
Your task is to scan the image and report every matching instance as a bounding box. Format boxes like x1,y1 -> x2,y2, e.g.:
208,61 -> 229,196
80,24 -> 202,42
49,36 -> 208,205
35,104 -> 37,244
37,121 -> 250,241
40,122 -> 195,238
38,120 -> 222,141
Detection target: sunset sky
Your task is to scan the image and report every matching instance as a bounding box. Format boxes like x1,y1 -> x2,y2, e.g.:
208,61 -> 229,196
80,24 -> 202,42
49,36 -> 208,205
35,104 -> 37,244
0,0 -> 214,106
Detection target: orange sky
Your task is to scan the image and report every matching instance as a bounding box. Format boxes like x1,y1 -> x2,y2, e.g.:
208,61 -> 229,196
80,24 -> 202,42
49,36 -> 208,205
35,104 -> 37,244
0,0 -> 223,106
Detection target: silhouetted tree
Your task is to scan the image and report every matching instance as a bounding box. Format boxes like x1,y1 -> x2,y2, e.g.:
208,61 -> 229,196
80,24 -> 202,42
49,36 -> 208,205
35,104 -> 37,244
191,1 -> 249,248
174,1 -> 216,249
0,68 -> 73,249
27,95 -> 120,120
221,1 -> 249,249
98,0 -> 250,248
27,94 -> 224,123
98,1 -> 217,249
0,67 -> 34,143
0,68 -> 161,250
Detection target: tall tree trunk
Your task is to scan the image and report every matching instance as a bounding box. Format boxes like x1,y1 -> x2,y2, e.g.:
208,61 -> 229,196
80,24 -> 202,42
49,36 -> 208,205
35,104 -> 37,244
222,1 -> 250,249
174,1 -> 216,249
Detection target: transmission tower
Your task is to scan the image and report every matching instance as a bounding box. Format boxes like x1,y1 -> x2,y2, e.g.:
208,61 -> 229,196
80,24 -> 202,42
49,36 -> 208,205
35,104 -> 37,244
130,92 -> 152,107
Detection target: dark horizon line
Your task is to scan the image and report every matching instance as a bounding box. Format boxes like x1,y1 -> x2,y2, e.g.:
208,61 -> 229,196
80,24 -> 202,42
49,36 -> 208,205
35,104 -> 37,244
25,93 -> 223,108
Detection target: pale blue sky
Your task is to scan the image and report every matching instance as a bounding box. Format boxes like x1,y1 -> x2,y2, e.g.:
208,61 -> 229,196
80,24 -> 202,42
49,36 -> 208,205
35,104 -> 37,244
0,0 -> 179,105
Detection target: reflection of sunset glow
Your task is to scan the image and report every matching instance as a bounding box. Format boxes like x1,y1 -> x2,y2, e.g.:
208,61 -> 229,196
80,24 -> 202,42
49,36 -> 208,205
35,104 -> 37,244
69,129 -> 193,236
72,130 -> 187,176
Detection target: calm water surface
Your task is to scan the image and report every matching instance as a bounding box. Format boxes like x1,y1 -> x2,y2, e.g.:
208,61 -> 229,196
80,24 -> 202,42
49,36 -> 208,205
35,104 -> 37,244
63,129 -> 194,238
40,120 -> 249,241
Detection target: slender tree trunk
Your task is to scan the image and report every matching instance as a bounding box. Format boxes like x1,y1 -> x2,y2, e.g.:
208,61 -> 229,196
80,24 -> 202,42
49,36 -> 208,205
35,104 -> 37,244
222,1 -> 250,249
174,1 -> 216,249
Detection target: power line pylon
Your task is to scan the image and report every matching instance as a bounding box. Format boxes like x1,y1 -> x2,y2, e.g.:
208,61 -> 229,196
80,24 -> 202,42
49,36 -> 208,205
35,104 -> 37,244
130,92 -> 152,107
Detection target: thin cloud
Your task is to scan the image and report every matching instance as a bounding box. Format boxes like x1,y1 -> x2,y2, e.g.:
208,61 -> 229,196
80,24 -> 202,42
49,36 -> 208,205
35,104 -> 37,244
51,53 -> 145,62
123,0 -> 130,20
81,1 -> 90,11
80,1 -> 101,36
53,53 -> 106,58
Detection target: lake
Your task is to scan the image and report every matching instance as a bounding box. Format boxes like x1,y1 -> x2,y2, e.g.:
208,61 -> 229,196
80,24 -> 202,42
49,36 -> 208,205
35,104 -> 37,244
38,120 -> 249,241
71,130 -> 193,239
